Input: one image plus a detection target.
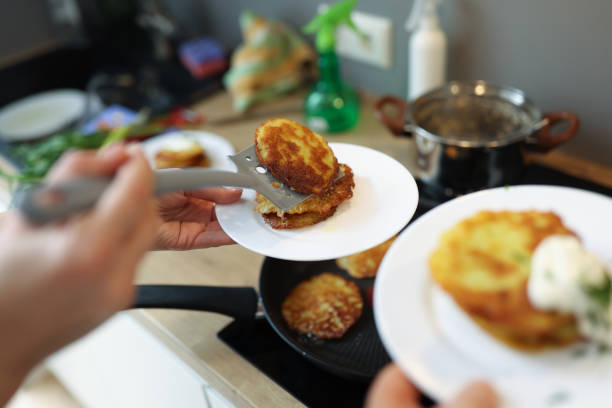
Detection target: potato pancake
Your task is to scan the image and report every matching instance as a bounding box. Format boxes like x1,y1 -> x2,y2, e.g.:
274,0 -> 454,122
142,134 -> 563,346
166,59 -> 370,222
154,142 -> 210,169
261,207 -> 337,229
429,210 -> 581,351
255,118 -> 338,195
471,314 -> 580,351
282,273 -> 363,339
336,235 -> 397,279
255,164 -> 354,216
430,210 -> 575,319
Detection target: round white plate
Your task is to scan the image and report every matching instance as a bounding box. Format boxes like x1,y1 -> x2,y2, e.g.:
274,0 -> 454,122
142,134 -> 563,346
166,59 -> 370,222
216,143 -> 419,261
140,130 -> 235,171
0,89 -> 87,141
374,185 -> 612,408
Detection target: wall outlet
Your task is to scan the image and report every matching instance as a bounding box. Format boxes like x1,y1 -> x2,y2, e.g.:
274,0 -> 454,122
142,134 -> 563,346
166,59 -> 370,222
317,4 -> 393,69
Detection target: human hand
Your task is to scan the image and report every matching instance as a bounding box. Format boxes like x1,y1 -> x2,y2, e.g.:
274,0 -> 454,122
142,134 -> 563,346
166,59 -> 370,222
0,145 -> 158,404
154,187 -> 242,250
365,363 -> 497,408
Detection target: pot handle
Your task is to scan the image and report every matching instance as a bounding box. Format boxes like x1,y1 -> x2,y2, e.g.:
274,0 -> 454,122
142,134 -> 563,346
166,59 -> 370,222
133,285 -> 258,321
374,95 -> 409,136
534,111 -> 580,152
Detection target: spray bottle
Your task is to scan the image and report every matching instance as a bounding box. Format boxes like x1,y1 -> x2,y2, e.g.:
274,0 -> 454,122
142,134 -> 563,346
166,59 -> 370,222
406,0 -> 447,100
303,0 -> 363,133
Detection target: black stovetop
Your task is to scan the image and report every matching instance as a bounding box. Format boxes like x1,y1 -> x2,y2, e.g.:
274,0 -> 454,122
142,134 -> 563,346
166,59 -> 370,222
218,163 -> 612,408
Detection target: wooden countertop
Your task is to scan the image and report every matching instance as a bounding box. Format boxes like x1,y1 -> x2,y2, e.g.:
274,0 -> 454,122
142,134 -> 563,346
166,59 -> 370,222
5,89 -> 612,408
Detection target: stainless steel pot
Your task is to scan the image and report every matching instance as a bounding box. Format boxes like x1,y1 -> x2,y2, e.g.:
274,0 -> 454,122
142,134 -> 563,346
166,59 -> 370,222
374,80 -> 579,199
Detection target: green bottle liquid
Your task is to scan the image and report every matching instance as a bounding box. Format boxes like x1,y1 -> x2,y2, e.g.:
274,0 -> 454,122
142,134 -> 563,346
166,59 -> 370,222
303,0 -> 363,133
304,51 -> 360,133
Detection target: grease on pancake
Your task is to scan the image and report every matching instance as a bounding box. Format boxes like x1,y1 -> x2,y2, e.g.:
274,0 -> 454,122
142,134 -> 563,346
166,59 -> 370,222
336,235 -> 397,279
429,210 -> 580,351
282,273 -> 363,339
255,118 -> 338,195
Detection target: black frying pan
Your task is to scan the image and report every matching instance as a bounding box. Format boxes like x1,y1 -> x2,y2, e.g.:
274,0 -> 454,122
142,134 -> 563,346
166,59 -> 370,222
134,257 -> 389,381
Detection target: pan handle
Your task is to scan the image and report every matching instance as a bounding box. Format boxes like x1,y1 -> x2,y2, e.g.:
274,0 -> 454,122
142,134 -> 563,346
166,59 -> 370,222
533,111 -> 580,153
133,285 -> 258,321
374,95 -> 410,136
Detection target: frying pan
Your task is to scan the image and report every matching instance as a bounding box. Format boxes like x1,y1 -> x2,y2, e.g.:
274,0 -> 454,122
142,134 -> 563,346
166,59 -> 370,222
134,257 -> 389,381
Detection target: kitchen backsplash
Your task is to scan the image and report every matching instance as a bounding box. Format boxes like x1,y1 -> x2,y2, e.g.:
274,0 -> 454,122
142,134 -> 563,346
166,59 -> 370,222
1,0 -> 610,167
161,0 -> 612,168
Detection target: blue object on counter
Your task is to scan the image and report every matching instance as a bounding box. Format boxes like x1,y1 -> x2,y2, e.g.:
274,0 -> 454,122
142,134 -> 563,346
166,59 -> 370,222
80,105 -> 138,134
178,37 -> 225,65
178,37 -> 227,79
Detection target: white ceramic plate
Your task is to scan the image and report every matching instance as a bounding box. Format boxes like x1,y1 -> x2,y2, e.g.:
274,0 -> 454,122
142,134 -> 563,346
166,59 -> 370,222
216,143 -> 419,261
374,185 -> 612,408
0,89 -> 87,141
140,130 -> 235,171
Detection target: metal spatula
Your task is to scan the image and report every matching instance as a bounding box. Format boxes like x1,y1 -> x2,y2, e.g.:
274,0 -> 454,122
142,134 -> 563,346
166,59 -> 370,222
14,144 -> 310,224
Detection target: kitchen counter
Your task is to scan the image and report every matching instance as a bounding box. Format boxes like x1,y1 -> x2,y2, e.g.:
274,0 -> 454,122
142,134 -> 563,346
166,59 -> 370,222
10,90 -> 612,408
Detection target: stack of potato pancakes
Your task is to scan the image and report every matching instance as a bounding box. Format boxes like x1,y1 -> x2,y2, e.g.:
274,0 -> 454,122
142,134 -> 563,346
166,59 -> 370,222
429,210 -> 582,351
254,118 -> 354,229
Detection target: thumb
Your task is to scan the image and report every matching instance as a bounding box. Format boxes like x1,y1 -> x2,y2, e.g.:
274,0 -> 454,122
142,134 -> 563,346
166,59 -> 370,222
441,381 -> 497,408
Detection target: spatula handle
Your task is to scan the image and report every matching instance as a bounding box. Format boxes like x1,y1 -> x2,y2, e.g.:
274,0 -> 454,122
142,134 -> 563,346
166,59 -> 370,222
14,168 -> 257,224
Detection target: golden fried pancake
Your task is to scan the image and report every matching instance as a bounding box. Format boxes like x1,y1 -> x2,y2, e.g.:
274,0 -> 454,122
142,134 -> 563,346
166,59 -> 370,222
255,118 -> 338,195
429,210 -> 581,351
261,207 -> 337,229
256,164 -> 354,216
336,236 -> 397,279
282,273 -> 363,339
471,314 -> 581,351
430,210 -> 575,320
154,141 -> 210,169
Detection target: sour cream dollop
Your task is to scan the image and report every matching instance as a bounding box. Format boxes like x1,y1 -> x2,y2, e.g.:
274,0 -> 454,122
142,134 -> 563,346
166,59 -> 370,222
528,235 -> 612,346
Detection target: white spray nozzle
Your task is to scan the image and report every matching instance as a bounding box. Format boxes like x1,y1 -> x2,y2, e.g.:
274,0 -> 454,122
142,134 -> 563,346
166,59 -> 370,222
405,0 -> 440,31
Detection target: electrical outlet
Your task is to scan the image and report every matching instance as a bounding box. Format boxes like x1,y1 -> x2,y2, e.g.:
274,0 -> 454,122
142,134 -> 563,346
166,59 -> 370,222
317,4 -> 393,69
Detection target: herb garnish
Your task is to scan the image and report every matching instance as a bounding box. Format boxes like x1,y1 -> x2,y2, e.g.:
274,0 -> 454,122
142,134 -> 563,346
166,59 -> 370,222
582,275 -> 612,308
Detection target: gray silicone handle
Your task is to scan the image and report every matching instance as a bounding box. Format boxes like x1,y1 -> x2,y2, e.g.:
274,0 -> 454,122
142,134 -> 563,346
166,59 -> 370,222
14,168 -> 258,224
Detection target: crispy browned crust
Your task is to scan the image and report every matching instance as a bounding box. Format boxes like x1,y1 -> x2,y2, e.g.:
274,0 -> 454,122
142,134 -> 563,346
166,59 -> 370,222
281,273 -> 363,339
261,206 -> 337,229
255,164 -> 354,216
336,235 -> 397,279
255,118 -> 338,195
154,144 -> 210,169
470,313 -> 581,352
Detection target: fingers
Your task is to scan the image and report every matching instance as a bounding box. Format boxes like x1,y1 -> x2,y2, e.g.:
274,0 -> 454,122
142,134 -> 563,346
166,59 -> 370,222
160,197 -> 216,223
365,363 -> 421,408
185,187 -> 243,204
191,221 -> 235,247
153,221 -> 234,250
442,381 -> 497,408
92,145 -> 154,242
47,144 -> 129,183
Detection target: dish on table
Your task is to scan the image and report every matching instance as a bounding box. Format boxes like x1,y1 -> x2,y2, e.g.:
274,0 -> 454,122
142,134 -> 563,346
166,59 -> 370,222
216,142 -> 419,261
374,185 -> 612,408
140,130 -> 235,171
0,89 -> 88,141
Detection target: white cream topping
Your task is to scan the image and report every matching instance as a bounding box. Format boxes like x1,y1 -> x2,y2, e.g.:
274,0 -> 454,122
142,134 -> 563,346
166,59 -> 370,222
528,235 -> 612,346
